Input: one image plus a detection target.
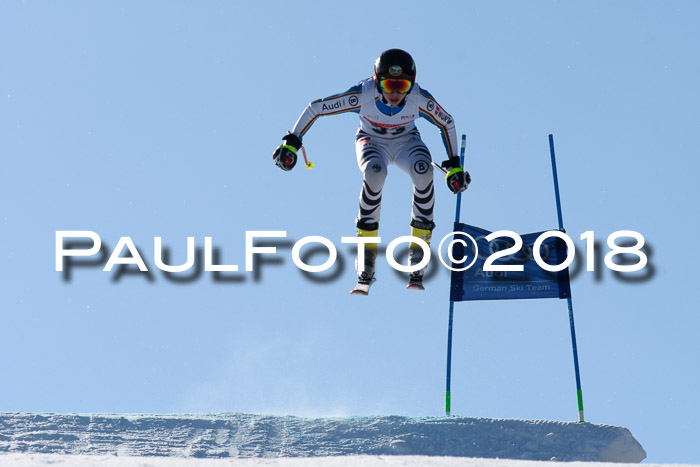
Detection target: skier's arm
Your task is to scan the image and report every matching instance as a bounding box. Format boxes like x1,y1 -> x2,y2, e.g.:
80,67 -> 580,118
417,88 -> 469,193
290,85 -> 362,140
417,88 -> 460,159
273,85 -> 361,171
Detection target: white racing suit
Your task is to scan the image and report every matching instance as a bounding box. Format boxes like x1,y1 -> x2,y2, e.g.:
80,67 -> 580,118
290,77 -> 459,231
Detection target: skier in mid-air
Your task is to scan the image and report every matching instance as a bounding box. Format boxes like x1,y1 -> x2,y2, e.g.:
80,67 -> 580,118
272,49 -> 470,294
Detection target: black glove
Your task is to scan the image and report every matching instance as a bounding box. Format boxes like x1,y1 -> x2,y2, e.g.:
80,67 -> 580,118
272,132 -> 303,171
441,157 -> 470,194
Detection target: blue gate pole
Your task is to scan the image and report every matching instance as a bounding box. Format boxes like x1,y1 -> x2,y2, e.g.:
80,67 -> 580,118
445,134 -> 467,415
548,134 -> 585,422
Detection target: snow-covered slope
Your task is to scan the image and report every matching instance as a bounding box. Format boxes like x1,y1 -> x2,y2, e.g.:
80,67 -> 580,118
0,413 -> 646,463
1,454 -> 679,467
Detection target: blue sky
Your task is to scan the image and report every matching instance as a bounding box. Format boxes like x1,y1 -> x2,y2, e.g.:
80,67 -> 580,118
1,1 -> 699,464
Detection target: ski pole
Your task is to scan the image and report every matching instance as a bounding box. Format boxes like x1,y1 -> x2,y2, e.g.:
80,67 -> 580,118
301,146 -> 314,170
431,161 -> 448,175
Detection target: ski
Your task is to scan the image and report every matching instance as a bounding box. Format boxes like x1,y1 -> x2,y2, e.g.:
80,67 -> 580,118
350,278 -> 376,295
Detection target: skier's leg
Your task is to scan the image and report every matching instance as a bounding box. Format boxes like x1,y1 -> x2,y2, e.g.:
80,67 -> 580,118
355,134 -> 389,281
394,134 -> 435,227
356,134 -> 388,228
394,134 -> 435,282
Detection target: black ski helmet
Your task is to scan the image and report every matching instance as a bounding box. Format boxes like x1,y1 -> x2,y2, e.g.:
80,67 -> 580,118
373,49 -> 416,91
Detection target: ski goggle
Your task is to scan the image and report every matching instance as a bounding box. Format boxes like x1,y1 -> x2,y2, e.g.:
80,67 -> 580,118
379,78 -> 413,94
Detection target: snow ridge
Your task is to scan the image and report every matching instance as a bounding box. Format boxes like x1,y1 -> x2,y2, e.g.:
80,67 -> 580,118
0,413 -> 646,463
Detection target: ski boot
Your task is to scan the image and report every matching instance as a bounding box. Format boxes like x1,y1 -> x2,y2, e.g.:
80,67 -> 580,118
351,226 -> 378,295
407,221 -> 434,290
